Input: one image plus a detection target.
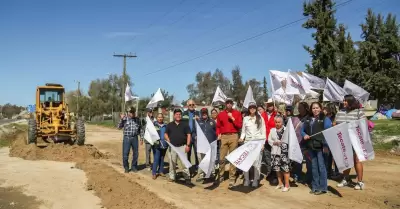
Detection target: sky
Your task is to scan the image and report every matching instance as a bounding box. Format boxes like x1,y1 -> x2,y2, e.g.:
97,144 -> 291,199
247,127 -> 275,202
0,0 -> 399,107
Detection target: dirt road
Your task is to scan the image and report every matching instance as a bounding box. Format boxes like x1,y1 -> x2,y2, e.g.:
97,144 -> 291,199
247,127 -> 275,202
86,124 -> 400,209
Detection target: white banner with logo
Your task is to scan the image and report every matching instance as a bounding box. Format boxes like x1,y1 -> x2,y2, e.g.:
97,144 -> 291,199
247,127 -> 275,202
322,123 -> 354,173
225,139 -> 264,172
348,118 -> 375,161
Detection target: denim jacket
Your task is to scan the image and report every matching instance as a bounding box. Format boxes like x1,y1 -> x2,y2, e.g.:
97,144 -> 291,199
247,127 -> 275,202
154,121 -> 168,149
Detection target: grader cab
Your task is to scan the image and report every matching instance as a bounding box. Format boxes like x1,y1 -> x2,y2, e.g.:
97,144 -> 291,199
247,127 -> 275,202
27,83 -> 85,146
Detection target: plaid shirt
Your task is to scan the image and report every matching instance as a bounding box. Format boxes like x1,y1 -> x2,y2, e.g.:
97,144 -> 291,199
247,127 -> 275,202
118,117 -> 140,137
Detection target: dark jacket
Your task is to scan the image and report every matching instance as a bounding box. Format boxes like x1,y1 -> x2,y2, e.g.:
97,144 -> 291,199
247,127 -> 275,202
197,118 -> 217,143
153,121 -> 168,149
301,113 -> 332,151
182,110 -> 200,135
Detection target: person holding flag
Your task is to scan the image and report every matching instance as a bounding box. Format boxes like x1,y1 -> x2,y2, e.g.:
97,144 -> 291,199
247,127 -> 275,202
196,108 -> 217,182
216,98 -> 243,188
301,102 -> 332,195
335,95 -> 366,190
182,99 -> 200,169
151,113 -> 168,180
118,108 -> 141,173
142,108 -> 155,170
239,102 -> 266,187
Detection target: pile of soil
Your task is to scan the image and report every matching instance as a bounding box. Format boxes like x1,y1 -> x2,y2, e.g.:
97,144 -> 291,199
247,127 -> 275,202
9,136 -> 105,162
76,161 -> 177,209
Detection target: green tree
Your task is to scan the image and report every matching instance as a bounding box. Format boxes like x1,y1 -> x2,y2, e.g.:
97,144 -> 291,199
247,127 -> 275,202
303,0 -> 338,78
358,9 -> 400,103
231,66 -> 245,105
262,76 -> 269,101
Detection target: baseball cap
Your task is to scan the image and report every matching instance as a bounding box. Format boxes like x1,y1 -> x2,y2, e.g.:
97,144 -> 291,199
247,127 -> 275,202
265,98 -> 273,104
173,108 -> 182,114
248,102 -> 257,108
285,105 -> 293,111
147,108 -> 153,112
200,108 -> 208,114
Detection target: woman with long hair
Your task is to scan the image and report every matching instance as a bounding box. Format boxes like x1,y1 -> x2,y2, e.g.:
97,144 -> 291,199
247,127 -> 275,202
239,102 -> 266,187
268,115 -> 290,192
301,102 -> 332,195
336,95 -> 366,190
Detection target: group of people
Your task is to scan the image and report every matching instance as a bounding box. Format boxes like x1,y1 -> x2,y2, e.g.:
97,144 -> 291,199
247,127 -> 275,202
117,94 -> 367,195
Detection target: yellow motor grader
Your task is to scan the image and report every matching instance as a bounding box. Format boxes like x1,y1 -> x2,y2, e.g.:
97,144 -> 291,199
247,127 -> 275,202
27,83 -> 85,146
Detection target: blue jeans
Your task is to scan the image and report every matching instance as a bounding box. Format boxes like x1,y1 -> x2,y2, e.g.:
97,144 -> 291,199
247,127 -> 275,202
309,149 -> 328,192
152,146 -> 167,175
122,135 -> 139,171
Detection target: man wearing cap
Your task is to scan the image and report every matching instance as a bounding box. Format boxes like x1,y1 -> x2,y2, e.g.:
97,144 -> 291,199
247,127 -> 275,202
118,108 -> 141,173
182,99 -> 200,168
196,108 -> 217,182
216,98 -> 243,188
164,109 -> 192,184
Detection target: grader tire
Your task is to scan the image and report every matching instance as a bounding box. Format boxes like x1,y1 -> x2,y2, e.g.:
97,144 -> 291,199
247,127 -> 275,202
75,119 -> 85,146
27,119 -> 37,144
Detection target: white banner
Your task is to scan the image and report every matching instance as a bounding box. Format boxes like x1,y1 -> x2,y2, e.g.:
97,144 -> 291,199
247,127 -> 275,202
285,71 -> 310,95
243,85 -> 256,109
146,88 -> 164,108
282,118 -> 303,164
272,88 -> 294,105
198,140 -> 218,178
195,120 -> 211,154
348,118 -> 375,161
212,86 -> 227,104
143,116 -> 159,145
124,83 -> 135,102
166,141 -> 192,169
225,139 -> 265,172
322,123 -> 354,173
323,78 -> 347,102
269,70 -> 287,93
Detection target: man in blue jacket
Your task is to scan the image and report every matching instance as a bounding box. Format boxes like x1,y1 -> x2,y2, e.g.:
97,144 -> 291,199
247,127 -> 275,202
196,107 -> 217,182
182,99 -> 200,169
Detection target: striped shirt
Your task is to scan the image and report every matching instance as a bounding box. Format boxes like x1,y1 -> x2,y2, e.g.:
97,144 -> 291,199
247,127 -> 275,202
335,109 -> 365,124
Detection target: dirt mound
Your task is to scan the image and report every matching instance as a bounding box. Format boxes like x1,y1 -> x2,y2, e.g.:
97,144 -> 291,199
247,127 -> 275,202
76,161 -> 177,209
9,136 -> 105,162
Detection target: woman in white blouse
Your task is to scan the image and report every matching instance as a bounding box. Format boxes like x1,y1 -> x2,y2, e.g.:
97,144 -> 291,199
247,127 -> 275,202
239,102 -> 266,187
268,115 -> 290,192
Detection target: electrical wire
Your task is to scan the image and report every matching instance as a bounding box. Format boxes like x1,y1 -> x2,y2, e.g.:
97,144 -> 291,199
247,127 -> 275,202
144,0 -> 355,76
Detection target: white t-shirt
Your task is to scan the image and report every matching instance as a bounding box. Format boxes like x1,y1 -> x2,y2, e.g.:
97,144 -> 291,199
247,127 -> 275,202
240,115 -> 266,141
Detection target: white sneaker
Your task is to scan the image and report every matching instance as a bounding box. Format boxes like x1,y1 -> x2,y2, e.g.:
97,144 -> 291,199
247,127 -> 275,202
275,185 -> 283,190
337,179 -> 348,188
243,180 -> 250,187
354,182 -> 365,190
282,187 -> 290,192
252,180 -> 259,188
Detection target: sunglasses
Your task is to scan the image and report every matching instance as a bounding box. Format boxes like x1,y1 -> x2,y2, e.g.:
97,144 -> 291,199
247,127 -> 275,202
249,106 -> 257,109
188,104 -> 195,107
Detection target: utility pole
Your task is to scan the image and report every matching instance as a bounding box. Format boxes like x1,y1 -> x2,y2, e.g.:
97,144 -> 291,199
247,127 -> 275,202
113,52 -> 137,112
74,80 -> 80,118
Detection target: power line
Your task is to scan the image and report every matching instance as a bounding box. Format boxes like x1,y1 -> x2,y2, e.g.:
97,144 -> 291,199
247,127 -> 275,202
135,0 -> 208,52
144,0 -> 355,76
140,1 -> 267,63
116,0 -> 187,50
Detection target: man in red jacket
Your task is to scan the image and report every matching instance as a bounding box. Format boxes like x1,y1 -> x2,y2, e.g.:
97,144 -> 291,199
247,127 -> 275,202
261,99 -> 278,180
216,98 -> 243,188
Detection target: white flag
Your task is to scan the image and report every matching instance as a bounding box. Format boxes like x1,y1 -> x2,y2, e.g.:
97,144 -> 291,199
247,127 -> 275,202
195,120 -> 211,154
198,140 -> 218,178
281,118 -> 303,164
166,141 -> 192,169
146,88 -> 164,108
348,118 -> 375,161
225,139 -> 264,172
143,116 -> 159,145
323,78 -> 347,102
285,71 -> 308,95
322,123 -> 354,173
302,72 -> 325,90
272,88 -> 294,105
124,84 -> 135,102
243,85 -> 256,109
269,70 -> 288,93
212,86 -> 227,104
343,80 -> 370,104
